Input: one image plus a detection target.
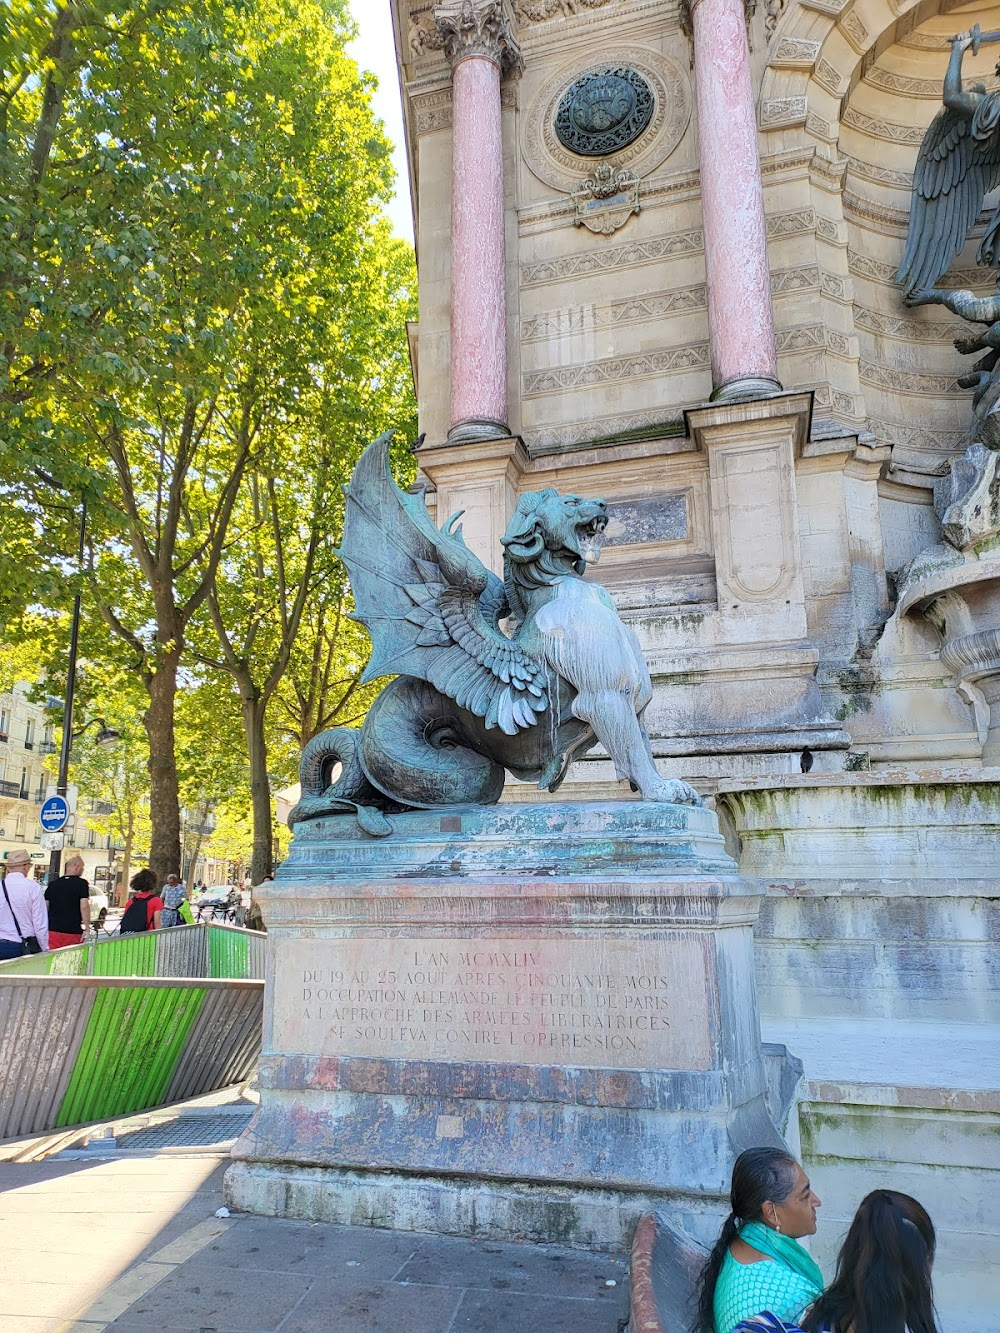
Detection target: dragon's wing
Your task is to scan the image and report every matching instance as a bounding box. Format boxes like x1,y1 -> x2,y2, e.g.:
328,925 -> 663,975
337,435 -> 548,736
896,104 -> 1000,295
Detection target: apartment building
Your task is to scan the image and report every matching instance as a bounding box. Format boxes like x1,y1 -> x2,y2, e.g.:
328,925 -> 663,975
0,683 -> 120,884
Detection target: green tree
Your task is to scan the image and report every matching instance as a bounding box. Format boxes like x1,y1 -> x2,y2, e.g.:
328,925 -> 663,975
3,0 -> 409,882
0,629 -> 44,695
273,571 -> 382,751
203,798 -> 254,884
69,707 -> 151,904
193,238 -> 416,882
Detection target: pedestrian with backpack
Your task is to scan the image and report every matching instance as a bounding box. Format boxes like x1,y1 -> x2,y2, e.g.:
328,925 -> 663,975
119,868 -> 164,934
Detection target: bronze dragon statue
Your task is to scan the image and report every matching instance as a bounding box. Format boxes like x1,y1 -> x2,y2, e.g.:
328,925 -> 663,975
289,435 -> 699,835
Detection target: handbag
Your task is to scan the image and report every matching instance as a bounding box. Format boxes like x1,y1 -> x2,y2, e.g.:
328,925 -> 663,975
2,877 -> 43,954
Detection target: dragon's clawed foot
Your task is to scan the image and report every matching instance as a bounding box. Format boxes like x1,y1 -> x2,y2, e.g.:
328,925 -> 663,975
955,334 -> 985,355
643,777 -> 703,807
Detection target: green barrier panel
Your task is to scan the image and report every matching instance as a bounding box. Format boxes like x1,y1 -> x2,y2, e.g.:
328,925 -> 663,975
0,952 -> 56,975
49,945 -> 91,977
56,985 -> 206,1126
208,927 -> 249,979
92,933 -> 157,978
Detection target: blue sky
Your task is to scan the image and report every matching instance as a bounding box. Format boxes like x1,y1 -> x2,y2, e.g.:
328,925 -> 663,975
347,2 -> 414,242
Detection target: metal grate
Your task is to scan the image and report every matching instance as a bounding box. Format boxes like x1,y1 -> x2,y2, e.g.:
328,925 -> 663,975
113,1110 -> 253,1149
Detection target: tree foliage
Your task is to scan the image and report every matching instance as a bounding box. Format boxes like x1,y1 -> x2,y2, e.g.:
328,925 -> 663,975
1,0 -> 415,879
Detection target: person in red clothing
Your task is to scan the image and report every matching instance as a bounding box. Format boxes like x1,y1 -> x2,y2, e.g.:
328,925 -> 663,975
119,868 -> 164,933
45,855 -> 91,948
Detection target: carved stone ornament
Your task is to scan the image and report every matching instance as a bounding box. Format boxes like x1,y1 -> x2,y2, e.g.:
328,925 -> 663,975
522,46 -> 691,193
432,0 -> 523,75
408,13 -> 447,60
513,0 -> 616,19
571,163 -> 640,234
898,539 -> 1000,766
934,439 -> 1000,552
554,67 -> 654,157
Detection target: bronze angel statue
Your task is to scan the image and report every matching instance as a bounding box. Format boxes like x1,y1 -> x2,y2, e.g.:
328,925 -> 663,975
898,26 -> 1000,428
289,436 -> 699,834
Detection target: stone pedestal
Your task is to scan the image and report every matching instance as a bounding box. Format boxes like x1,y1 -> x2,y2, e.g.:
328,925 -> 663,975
665,392 -> 848,759
226,801 -> 781,1249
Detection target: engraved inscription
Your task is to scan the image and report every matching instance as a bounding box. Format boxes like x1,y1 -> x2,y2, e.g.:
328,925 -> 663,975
276,937 -> 712,1071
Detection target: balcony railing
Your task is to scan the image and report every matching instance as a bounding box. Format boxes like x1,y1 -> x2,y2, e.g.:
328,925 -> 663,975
23,740 -> 33,751
39,741 -> 57,755
0,732 -> 8,744
89,799 -> 114,815
0,780 -> 20,799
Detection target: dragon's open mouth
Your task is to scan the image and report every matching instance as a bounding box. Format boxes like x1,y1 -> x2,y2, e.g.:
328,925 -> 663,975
577,515 -> 608,539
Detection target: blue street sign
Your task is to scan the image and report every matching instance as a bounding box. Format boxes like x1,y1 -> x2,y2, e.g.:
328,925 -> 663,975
39,795 -> 70,832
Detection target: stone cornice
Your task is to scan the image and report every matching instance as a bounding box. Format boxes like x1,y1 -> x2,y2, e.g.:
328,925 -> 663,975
433,0 -> 523,76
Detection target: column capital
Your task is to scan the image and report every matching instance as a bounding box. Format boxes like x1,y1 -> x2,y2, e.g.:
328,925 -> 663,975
686,0 -> 754,14
433,0 -> 522,78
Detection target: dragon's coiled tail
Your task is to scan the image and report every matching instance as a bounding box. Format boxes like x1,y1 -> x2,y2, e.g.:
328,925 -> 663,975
288,728 -> 394,837
286,681 -> 505,836
360,679 -> 505,809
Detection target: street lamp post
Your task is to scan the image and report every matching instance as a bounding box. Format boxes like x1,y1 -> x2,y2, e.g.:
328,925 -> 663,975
48,503 -> 87,886
46,499 -> 121,882
46,715 -> 120,884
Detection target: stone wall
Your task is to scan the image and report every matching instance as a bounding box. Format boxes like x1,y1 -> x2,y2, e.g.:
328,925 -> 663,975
718,774 -> 1000,1333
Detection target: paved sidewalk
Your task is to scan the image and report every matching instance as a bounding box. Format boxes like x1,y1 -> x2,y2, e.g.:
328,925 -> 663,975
0,1153 -> 629,1332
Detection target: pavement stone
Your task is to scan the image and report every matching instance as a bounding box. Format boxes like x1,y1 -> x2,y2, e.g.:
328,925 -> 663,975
0,1150 -> 631,1333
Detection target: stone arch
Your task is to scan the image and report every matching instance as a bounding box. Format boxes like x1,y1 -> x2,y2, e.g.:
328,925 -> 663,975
758,0 -> 976,145
757,0 -> 1000,479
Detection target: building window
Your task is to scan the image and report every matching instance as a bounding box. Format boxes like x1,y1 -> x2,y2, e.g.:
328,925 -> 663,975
19,768 -> 29,799
0,708 -> 9,742
24,719 -> 34,750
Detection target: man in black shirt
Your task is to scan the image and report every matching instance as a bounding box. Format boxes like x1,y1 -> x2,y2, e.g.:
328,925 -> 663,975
45,855 -> 91,948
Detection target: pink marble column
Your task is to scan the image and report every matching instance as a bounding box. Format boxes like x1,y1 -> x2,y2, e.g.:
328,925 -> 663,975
434,1 -> 520,442
691,0 -> 782,400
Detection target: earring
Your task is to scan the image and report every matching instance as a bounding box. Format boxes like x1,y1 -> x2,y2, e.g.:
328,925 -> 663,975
775,1221 -> 781,1234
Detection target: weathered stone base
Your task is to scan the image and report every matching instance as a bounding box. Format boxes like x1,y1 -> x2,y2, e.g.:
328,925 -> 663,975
224,1160 -> 723,1252
227,801 -> 783,1248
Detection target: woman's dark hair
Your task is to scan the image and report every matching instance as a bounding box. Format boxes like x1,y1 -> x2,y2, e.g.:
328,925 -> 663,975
695,1147 -> 800,1333
130,868 -> 157,895
802,1190 -> 938,1333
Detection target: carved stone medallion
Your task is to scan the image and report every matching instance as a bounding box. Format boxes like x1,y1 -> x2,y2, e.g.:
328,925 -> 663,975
554,67 -> 654,156
522,47 -> 692,193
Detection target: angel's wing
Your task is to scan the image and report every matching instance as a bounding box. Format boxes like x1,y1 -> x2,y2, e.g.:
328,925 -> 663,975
337,435 -> 548,736
896,103 -> 1000,295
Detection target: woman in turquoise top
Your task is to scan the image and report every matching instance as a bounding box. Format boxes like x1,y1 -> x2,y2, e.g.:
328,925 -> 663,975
696,1147 -> 824,1333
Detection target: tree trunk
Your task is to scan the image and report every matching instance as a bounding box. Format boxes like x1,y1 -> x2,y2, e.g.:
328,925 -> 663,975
144,650 -> 182,885
243,694 -> 273,885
